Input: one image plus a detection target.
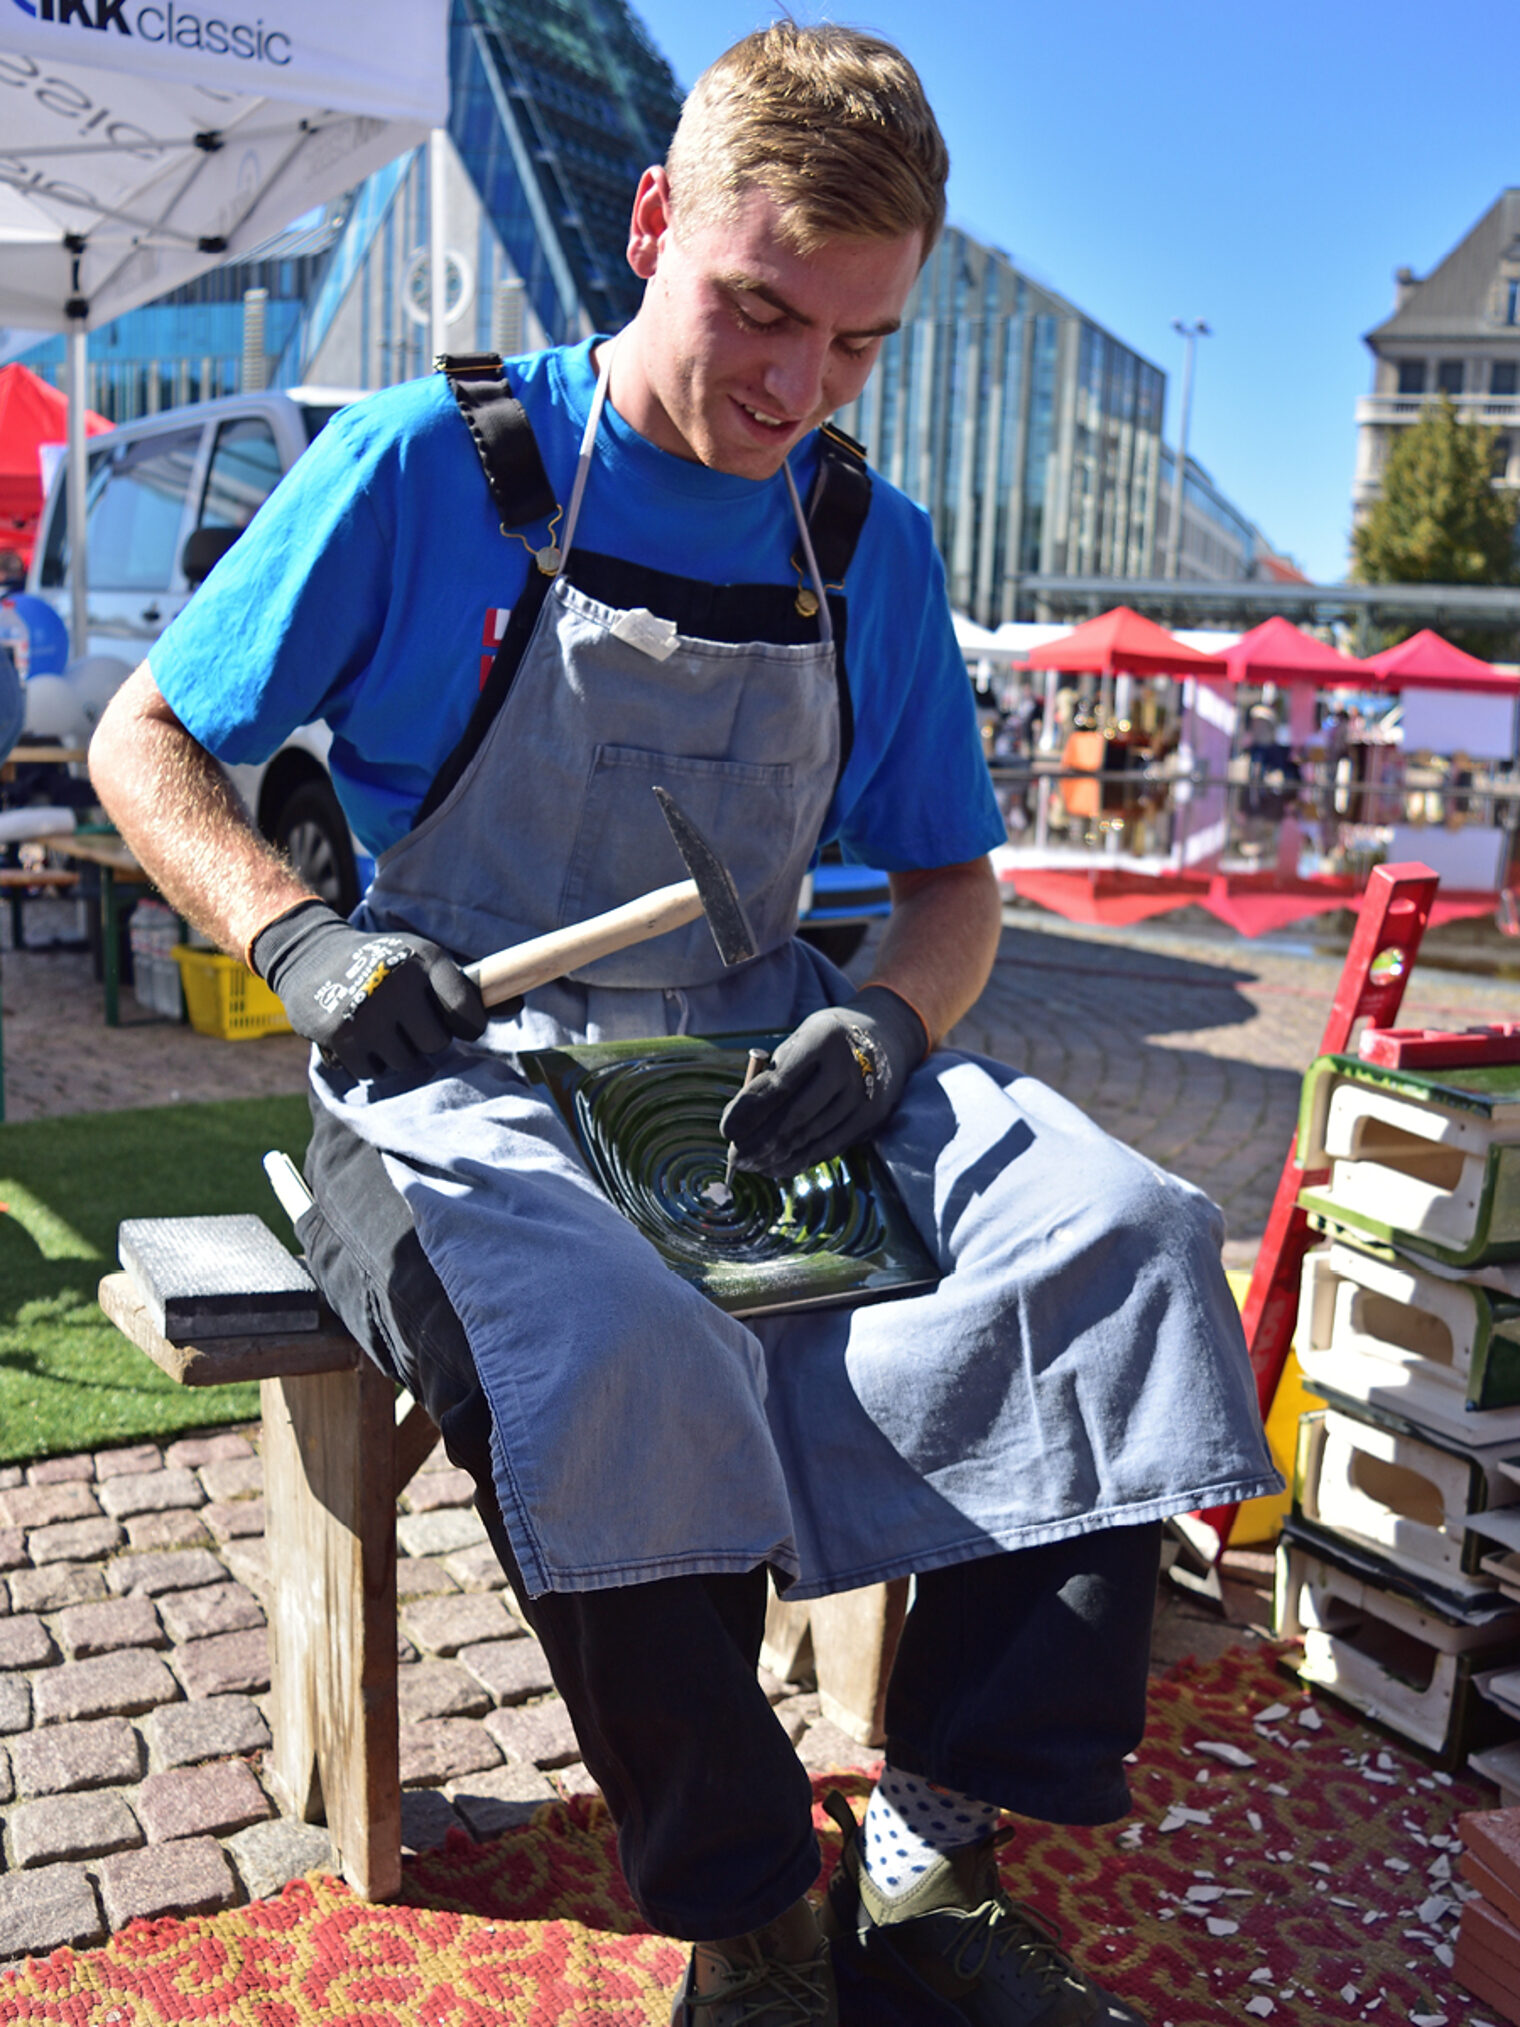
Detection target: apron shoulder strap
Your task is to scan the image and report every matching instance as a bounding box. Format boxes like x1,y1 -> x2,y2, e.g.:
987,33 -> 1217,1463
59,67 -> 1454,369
437,352 -> 557,530
802,423 -> 873,586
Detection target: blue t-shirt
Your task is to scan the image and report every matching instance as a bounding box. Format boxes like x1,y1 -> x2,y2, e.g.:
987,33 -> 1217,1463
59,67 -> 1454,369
150,339 -> 1004,872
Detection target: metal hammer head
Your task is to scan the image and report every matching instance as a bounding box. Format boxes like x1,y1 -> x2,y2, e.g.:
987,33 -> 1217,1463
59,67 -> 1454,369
653,785 -> 758,967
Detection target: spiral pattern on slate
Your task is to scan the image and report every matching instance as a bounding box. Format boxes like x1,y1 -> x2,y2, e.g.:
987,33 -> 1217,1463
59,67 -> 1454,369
572,1057 -> 887,1264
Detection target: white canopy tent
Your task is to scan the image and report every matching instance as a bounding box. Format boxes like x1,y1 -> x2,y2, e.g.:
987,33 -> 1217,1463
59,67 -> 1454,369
0,0 -> 449,650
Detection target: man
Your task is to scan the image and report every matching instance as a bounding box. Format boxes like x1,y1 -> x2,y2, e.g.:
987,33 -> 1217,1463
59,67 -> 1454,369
91,24 -> 1277,2025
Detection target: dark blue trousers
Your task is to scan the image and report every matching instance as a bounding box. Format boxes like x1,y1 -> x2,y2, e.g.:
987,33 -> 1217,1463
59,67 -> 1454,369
301,1101 -> 1160,1940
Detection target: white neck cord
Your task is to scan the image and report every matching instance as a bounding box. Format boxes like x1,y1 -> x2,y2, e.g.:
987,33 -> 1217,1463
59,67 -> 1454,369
558,336 -> 616,568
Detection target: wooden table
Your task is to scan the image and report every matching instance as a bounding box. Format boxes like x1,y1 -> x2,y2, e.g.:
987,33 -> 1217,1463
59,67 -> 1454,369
44,831 -> 156,1027
2,745 -> 89,771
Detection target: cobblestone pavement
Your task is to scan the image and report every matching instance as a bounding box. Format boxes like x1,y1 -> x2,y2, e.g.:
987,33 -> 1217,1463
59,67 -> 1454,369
0,1427 -> 867,1962
5,908 -> 1520,1959
955,909 -> 1520,1266
0,946 -> 310,1122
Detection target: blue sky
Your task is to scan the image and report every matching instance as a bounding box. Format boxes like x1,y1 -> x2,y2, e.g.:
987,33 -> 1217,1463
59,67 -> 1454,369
632,0 -> 1519,584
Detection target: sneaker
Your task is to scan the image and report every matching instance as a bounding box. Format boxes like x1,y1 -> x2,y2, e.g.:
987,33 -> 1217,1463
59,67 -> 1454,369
671,1901 -> 838,2027
821,1792 -> 1145,2027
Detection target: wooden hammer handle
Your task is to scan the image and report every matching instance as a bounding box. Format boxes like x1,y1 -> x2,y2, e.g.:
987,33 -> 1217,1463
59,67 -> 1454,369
464,879 -> 705,1006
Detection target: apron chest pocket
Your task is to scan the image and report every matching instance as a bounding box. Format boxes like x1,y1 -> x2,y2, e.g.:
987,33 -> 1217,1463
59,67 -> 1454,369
559,744 -> 808,989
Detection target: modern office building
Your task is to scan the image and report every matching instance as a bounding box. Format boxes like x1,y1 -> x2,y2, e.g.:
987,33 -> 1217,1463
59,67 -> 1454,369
280,0 -> 683,389
833,228 -> 1167,626
831,228 -> 1282,624
16,233 -> 339,422
1152,446 -> 1289,583
1353,188 -> 1520,523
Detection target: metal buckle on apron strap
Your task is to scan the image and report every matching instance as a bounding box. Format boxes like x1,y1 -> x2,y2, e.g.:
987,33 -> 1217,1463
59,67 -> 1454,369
788,564 -> 842,621
514,515 -> 563,576
434,351 -> 505,377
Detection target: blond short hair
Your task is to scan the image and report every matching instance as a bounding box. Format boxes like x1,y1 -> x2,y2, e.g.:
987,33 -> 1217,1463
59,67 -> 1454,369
666,22 -> 948,257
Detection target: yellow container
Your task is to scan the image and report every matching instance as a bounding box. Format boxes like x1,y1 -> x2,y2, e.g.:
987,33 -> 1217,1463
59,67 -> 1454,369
1220,1265 -> 1317,1548
172,946 -> 293,1041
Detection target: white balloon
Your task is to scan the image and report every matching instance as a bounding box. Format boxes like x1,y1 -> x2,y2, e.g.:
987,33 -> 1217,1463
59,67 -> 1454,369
65,657 -> 132,732
22,674 -> 88,744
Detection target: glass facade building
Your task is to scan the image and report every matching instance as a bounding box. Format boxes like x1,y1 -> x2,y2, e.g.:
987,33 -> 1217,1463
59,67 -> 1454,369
451,0 -> 682,344
1153,445 -> 1261,581
833,228 -> 1167,626
17,245 -> 336,423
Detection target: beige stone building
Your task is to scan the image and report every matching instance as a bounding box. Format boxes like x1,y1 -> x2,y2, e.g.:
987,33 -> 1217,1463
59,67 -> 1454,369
1353,188 -> 1520,524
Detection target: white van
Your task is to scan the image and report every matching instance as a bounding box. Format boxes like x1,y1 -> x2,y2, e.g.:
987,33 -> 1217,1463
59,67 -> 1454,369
26,386 -> 371,911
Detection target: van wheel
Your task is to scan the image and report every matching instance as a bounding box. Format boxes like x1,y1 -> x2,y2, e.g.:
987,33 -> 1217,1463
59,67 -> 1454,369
270,778 -> 359,916
798,922 -> 868,967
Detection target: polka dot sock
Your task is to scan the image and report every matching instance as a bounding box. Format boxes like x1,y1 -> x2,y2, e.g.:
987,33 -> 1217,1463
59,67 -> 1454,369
860,1766 -> 1001,1900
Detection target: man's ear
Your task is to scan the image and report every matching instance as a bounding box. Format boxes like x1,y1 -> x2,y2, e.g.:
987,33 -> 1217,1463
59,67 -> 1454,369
627,165 -> 673,281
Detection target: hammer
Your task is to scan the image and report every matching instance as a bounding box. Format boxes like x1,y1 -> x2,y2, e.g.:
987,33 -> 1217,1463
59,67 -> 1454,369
464,787 -> 758,1006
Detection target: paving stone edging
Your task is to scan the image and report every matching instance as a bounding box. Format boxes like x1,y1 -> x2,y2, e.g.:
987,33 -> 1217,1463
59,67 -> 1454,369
0,1428 -> 868,1967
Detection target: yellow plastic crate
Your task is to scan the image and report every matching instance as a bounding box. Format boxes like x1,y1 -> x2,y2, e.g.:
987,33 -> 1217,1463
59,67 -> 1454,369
172,946 -> 292,1041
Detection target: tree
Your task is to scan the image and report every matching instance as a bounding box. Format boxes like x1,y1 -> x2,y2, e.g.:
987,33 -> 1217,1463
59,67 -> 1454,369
1354,394 -> 1518,588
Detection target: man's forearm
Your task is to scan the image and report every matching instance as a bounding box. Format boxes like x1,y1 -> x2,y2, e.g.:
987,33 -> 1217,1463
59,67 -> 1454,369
865,857 -> 1001,1049
89,664 -> 316,960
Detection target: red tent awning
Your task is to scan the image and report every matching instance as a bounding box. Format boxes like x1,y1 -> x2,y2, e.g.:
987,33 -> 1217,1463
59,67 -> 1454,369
1196,872 -> 1358,938
0,363 -> 110,563
1004,868 -> 1206,928
1222,615 -> 1371,690
1024,605 -> 1229,678
1006,864 -> 1499,938
1362,628 -> 1520,694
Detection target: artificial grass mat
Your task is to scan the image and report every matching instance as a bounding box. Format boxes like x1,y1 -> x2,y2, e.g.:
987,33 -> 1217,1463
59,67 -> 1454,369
0,1093 -> 311,1464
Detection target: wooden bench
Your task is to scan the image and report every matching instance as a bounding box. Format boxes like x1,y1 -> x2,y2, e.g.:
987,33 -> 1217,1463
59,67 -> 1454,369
98,1264 -> 904,1899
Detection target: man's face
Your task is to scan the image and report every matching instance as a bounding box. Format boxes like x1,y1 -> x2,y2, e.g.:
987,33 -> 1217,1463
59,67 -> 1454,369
616,169 -> 922,481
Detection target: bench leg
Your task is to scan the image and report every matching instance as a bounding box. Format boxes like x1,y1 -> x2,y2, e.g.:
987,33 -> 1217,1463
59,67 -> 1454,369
760,1585 -> 814,1686
760,1577 -> 910,1749
809,1578 -> 910,1749
261,1363 -> 402,1900
394,1394 -> 440,1501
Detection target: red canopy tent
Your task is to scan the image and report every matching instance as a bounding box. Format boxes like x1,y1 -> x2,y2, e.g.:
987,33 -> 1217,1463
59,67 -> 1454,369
0,363 -> 110,569
1024,605 -> 1229,677
1362,629 -> 1520,694
1222,616 -> 1371,689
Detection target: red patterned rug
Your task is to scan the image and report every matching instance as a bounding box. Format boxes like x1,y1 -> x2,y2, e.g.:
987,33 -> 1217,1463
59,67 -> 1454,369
0,1643 -> 1494,2024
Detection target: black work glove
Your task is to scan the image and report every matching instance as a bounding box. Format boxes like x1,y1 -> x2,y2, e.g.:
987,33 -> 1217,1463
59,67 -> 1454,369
720,985 -> 927,1177
250,899 -> 490,1081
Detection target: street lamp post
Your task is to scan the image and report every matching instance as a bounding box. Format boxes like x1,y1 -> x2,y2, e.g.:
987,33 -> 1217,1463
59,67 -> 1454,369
429,128 -> 449,367
1166,317 -> 1210,580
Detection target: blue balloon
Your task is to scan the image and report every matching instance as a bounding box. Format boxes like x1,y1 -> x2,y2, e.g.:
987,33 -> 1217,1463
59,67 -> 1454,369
3,594 -> 70,678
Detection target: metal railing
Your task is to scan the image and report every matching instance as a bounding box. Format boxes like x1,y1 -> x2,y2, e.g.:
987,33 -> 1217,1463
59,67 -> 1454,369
1356,392 -> 1520,426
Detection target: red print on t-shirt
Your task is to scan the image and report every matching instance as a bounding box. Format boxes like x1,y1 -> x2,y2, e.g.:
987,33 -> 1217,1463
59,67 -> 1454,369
480,608 -> 510,688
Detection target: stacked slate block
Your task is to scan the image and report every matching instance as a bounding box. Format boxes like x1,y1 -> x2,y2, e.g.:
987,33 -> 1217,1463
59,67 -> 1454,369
1457,1806 -> 1520,2020
1275,1030 -> 1520,1772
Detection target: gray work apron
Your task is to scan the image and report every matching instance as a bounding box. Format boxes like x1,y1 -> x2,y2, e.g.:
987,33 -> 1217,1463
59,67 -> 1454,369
313,352 -> 1279,1600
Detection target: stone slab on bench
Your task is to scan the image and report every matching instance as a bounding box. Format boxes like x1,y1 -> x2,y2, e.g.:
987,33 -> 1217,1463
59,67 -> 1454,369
118,1217 -> 321,1341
